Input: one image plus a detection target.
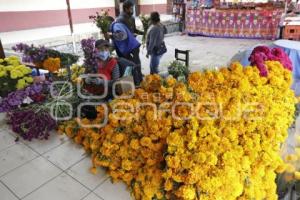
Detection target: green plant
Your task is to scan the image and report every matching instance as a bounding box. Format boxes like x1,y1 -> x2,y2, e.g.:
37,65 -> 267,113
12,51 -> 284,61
89,10 -> 114,34
139,14 -> 151,45
168,60 -> 189,80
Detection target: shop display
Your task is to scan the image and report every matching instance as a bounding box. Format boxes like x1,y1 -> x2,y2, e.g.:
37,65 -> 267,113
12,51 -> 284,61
186,8 -> 283,39
173,0 -> 186,24
184,0 -> 285,39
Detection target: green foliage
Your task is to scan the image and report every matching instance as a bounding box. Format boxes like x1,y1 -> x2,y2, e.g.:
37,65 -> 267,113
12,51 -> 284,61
168,60 -> 189,80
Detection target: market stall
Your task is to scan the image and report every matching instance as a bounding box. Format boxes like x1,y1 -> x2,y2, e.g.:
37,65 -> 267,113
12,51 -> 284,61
185,0 -> 284,39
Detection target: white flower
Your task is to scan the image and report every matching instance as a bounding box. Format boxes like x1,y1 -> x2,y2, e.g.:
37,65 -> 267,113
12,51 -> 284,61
23,97 -> 33,105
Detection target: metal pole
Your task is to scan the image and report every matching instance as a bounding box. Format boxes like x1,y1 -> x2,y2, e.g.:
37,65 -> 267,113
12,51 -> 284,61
66,0 -> 77,53
0,39 -> 5,59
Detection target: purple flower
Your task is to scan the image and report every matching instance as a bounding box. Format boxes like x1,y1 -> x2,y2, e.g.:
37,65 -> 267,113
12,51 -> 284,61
81,38 -> 98,71
7,108 -> 57,141
0,82 -> 50,113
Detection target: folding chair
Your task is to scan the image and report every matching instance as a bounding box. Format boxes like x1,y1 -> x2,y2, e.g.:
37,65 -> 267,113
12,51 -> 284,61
175,48 -> 190,67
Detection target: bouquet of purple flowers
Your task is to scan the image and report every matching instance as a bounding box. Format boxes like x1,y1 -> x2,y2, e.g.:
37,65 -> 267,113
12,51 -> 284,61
7,108 -> 56,141
0,82 -> 50,113
249,46 -> 292,76
81,38 -> 98,72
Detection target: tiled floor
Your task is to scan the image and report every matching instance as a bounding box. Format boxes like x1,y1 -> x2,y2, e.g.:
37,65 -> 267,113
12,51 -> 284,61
0,120 -> 132,200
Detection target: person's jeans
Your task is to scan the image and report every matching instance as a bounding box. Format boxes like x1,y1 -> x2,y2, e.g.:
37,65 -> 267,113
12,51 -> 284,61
150,54 -> 162,74
124,47 -> 143,85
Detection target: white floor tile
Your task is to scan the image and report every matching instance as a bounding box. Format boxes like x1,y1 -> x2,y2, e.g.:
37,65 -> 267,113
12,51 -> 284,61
1,156 -> 62,198
22,173 -> 90,200
0,131 -> 16,152
43,141 -> 86,170
0,144 -> 38,177
0,182 -> 18,200
83,193 -> 103,200
94,179 -> 132,200
66,157 -> 107,190
22,132 -> 68,155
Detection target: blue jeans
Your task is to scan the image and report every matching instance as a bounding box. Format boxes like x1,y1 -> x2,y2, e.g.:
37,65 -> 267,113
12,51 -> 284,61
150,54 -> 162,74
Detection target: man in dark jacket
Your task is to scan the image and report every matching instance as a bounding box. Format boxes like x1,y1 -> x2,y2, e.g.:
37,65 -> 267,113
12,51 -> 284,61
111,0 -> 144,84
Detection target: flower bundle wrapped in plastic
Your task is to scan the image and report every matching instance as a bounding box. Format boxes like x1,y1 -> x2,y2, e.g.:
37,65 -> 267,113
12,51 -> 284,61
60,60 -> 295,200
249,46 -> 292,76
0,56 -> 33,97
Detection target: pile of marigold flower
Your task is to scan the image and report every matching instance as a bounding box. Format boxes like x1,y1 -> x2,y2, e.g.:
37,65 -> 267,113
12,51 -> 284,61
59,60 -> 295,200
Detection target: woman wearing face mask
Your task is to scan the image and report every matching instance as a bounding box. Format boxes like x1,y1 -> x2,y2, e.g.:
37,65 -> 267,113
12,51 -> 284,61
84,39 -> 120,97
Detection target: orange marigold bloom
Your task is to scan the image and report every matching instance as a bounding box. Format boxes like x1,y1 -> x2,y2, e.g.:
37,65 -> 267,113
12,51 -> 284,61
43,57 -> 61,72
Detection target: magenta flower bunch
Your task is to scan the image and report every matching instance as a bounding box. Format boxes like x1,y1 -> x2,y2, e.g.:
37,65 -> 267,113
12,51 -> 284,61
249,46 -> 292,76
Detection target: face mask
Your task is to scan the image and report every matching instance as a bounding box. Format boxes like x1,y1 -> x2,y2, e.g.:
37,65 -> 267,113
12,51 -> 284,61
97,51 -> 110,61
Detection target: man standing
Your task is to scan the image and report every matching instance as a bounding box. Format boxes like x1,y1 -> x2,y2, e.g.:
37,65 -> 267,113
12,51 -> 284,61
111,0 -> 144,84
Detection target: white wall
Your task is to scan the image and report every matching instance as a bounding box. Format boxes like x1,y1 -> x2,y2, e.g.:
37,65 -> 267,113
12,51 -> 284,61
139,0 -> 167,5
0,0 -> 115,12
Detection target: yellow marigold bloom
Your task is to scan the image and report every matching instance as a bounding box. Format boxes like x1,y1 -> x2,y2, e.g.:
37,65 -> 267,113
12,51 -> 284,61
140,137 -> 152,147
43,57 -> 61,72
296,136 -> 300,145
0,71 -> 6,77
295,148 -> 300,157
285,164 -> 296,173
16,78 -> 27,89
164,179 -> 173,191
285,154 -> 298,162
130,139 -> 140,150
176,185 -> 196,200
10,70 -> 19,79
207,154 -> 218,166
275,164 -> 286,174
193,152 -> 206,164
113,133 -> 124,144
19,65 -> 31,75
24,76 -> 33,83
90,167 -> 97,175
294,172 -> 300,180
122,160 -> 132,171
166,76 -> 177,87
